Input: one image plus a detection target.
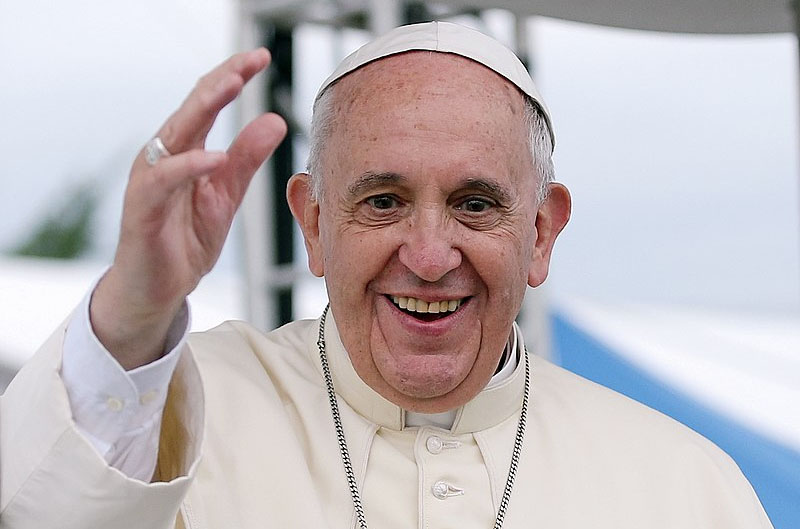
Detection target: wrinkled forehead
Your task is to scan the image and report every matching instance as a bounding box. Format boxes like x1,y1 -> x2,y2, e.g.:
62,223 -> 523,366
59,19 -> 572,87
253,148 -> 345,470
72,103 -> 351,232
315,21 -> 555,150
331,51 -> 528,122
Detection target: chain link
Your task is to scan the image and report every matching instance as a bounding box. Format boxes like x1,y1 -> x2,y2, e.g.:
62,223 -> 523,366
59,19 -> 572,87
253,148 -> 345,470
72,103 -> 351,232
317,304 -> 530,529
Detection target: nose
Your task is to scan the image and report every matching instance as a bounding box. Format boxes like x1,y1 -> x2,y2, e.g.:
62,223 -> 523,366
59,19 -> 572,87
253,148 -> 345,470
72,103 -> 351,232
397,213 -> 462,282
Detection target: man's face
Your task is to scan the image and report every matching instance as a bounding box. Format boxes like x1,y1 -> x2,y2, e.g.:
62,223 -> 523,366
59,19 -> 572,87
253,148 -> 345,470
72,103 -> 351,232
289,52 -> 569,412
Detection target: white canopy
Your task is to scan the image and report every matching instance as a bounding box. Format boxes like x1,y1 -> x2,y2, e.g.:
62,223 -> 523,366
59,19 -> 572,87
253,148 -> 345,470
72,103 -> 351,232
246,0 -> 795,34
448,0 -> 793,34
556,297 -> 800,451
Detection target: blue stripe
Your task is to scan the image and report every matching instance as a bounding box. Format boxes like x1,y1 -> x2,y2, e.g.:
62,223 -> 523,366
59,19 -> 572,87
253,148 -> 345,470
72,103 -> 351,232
552,312 -> 800,529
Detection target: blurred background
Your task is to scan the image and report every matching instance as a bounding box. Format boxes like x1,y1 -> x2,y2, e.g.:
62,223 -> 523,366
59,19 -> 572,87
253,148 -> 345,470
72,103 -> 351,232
1,0 -> 798,526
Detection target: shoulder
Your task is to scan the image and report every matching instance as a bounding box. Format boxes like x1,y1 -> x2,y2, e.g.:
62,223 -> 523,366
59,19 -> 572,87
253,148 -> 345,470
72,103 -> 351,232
185,318 -> 321,387
535,355 -> 701,435
518,356 -> 772,527
187,317 -> 317,356
531,355 -> 749,481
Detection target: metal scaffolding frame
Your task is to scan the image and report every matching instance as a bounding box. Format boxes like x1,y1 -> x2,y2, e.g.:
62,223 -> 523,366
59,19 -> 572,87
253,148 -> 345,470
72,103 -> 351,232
236,0 -> 799,356
235,2 -> 551,358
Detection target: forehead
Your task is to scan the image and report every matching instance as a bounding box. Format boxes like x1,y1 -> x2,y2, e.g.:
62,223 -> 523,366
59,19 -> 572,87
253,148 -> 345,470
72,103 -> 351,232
332,51 -> 526,120
322,52 -> 533,184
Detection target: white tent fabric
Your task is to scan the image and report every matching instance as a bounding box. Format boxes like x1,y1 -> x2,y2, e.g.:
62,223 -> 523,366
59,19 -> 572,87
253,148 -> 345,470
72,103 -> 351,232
552,299 -> 800,528
555,298 -> 800,450
0,256 -> 247,389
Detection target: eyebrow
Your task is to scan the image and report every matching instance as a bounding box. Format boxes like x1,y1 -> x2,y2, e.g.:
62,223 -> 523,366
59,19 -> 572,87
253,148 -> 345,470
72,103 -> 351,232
461,177 -> 513,204
346,171 -> 407,198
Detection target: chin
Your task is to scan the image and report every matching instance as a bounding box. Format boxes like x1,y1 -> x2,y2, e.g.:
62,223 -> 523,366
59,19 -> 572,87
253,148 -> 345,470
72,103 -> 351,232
374,356 -> 496,413
393,376 -> 461,401
377,351 -> 468,395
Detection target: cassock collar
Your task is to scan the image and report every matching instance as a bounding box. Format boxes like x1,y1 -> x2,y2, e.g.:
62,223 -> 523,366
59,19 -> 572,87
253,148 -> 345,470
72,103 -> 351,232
308,309 -> 528,434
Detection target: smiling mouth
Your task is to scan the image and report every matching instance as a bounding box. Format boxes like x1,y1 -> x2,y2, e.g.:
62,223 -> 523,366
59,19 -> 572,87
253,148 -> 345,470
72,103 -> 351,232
388,295 -> 466,321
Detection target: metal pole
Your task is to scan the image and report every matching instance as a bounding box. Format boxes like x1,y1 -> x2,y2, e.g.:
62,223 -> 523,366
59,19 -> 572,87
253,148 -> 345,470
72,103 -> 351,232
512,14 -> 552,360
263,22 -> 296,327
793,0 -> 800,296
238,6 -> 276,330
403,2 -> 432,25
238,5 -> 299,330
514,14 -> 531,73
368,0 -> 402,35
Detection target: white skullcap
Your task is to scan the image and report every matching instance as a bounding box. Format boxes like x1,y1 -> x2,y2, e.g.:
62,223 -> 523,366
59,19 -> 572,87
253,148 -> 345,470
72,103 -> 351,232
316,20 -> 555,149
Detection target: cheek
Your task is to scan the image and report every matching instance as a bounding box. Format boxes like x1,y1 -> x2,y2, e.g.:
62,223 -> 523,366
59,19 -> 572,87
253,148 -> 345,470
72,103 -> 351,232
473,234 -> 534,305
320,225 -> 394,289
474,227 -> 531,270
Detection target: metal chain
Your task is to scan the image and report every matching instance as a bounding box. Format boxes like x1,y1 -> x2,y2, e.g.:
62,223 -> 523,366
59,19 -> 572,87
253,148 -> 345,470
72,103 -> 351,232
317,305 -> 369,529
494,341 -> 530,529
317,304 -> 530,529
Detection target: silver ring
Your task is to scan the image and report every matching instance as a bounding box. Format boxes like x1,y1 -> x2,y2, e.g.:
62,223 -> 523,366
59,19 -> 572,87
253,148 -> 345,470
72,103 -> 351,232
144,137 -> 172,166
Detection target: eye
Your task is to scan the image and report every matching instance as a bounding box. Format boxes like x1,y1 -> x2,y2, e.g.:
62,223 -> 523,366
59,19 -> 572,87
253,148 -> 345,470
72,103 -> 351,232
366,195 -> 398,210
456,197 -> 494,213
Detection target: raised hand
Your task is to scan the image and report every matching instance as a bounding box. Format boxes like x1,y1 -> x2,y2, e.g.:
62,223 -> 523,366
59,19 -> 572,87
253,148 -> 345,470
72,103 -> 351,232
90,49 -> 287,369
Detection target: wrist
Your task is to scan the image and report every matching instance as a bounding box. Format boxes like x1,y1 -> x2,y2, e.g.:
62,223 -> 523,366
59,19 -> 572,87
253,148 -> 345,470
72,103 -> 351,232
90,272 -> 186,370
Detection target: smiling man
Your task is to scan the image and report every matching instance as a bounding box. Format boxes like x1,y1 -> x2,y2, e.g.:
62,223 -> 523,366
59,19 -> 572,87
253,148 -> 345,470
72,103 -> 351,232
289,50 -> 568,414
1,22 -> 772,529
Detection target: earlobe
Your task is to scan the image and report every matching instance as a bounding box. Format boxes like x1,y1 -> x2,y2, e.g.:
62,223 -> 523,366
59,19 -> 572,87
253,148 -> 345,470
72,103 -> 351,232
528,183 -> 571,288
286,173 -> 325,277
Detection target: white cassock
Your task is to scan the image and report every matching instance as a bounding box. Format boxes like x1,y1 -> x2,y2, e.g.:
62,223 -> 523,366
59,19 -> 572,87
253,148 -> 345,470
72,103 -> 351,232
1,311 -> 773,528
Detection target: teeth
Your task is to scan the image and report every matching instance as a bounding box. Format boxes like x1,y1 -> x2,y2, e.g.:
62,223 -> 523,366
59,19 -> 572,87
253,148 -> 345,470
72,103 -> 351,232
390,296 -> 463,314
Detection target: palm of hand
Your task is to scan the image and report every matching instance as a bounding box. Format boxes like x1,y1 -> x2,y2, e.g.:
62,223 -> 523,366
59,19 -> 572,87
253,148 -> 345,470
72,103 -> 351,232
91,49 -> 287,368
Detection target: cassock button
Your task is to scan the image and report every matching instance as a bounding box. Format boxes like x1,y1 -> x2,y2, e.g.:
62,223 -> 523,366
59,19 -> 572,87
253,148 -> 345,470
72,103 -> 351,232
431,480 -> 465,500
426,435 -> 443,454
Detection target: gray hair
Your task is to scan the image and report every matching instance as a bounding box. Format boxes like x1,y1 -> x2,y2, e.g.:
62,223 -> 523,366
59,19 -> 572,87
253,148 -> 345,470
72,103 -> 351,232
306,87 -> 554,204
523,98 -> 555,203
306,86 -> 337,201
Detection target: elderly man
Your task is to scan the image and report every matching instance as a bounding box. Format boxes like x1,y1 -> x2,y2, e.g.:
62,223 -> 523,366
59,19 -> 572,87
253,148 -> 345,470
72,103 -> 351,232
1,22 -> 771,529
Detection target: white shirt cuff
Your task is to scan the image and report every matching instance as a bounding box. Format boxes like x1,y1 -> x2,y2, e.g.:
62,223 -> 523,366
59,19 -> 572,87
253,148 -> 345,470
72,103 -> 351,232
60,278 -> 190,479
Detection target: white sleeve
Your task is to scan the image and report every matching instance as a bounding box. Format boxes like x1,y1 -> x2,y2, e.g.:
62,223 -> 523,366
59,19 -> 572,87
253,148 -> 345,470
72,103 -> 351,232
60,285 -> 190,481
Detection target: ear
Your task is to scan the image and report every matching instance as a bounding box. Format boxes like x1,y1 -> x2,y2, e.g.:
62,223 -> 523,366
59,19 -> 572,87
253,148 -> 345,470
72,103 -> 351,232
287,173 -> 324,277
528,183 -> 571,288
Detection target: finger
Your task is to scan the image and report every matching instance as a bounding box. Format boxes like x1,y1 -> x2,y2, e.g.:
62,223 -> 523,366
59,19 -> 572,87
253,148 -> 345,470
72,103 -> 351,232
150,49 -> 271,159
136,149 -> 228,205
213,112 -> 288,205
